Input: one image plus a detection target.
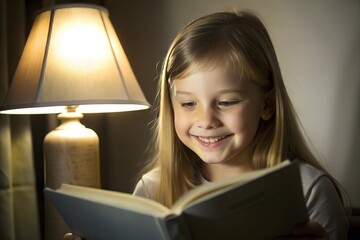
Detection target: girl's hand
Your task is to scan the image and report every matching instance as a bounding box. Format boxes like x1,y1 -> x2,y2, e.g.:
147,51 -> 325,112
277,221 -> 329,240
63,233 -> 83,240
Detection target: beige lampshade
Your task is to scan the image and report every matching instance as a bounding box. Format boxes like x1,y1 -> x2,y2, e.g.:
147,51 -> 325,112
0,4 -> 150,114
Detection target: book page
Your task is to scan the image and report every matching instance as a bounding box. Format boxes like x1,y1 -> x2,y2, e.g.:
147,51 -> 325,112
174,161 -> 308,239
45,187 -> 171,240
171,160 -> 290,213
58,184 -> 170,217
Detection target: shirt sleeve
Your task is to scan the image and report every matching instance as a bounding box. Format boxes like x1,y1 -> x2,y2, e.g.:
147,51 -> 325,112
132,168 -> 159,200
133,178 -> 148,198
305,175 -> 349,240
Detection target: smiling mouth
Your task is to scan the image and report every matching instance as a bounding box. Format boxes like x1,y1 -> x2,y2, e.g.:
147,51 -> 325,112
196,136 -> 228,143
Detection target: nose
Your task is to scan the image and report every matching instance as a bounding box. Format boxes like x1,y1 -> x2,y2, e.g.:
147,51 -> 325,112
195,107 -> 220,129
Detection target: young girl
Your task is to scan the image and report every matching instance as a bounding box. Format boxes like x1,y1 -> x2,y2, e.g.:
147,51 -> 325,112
66,10 -> 348,240
132,10 -> 348,240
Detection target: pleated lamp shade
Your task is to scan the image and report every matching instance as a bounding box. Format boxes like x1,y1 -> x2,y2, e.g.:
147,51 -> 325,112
0,4 -> 150,114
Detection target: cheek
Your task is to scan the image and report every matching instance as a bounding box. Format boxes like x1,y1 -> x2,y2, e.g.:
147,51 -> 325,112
173,109 -> 190,137
229,106 -> 261,136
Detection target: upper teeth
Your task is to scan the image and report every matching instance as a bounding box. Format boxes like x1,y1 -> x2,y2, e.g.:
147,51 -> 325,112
198,136 -> 225,143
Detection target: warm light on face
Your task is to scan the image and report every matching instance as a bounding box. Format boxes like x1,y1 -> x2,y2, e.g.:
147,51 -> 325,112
171,66 -> 265,168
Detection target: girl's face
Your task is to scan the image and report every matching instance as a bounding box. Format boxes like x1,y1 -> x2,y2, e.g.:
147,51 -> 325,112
171,66 -> 267,173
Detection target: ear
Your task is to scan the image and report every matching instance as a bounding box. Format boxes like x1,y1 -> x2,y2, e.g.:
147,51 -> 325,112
261,89 -> 275,121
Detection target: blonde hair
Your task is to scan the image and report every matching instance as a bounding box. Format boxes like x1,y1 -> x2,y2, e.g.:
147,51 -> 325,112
143,10 -> 344,207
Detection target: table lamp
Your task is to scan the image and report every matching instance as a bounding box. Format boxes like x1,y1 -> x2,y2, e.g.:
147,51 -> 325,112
0,4 -> 150,238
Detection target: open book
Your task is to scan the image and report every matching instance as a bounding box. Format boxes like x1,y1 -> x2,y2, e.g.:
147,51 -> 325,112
45,160 -> 308,240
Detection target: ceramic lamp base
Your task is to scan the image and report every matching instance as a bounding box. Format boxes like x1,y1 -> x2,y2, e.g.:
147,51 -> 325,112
44,106 -> 100,239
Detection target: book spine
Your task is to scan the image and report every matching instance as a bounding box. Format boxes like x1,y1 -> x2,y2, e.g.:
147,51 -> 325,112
153,217 -> 172,240
164,214 -> 192,240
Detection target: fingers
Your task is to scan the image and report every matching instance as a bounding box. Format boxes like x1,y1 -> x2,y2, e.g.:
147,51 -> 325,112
275,221 -> 329,240
292,221 -> 327,238
63,233 -> 82,240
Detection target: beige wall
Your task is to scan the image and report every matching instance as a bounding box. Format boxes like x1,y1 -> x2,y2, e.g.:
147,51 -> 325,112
100,0 -> 360,206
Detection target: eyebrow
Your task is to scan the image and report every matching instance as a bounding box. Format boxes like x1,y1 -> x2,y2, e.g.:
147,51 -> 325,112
174,89 -> 245,95
173,90 -> 192,96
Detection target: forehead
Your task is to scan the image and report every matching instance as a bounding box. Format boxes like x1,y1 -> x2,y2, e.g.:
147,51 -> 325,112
168,48 -> 258,85
171,65 -> 251,92
172,52 -> 239,77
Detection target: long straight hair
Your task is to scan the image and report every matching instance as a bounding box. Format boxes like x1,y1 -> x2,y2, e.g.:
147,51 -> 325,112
143,10 -> 345,207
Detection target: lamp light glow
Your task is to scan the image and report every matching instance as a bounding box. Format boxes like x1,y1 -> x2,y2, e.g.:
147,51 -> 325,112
0,4 -> 150,114
0,103 -> 150,115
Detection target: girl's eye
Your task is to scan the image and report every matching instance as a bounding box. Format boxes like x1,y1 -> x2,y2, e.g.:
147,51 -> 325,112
181,102 -> 197,108
218,100 -> 240,107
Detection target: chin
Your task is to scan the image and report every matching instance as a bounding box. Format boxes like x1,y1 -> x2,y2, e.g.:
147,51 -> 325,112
199,157 -> 226,165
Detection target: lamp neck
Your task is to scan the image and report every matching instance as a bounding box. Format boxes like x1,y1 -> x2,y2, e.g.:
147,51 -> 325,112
56,106 -> 84,130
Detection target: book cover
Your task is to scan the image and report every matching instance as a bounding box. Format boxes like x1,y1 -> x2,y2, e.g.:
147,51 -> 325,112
45,160 -> 308,240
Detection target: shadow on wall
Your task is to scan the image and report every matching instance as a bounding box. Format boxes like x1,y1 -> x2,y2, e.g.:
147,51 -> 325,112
331,26 -> 360,207
96,0 -> 169,193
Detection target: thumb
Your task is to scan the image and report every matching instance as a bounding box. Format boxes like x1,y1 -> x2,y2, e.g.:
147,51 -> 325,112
63,233 -> 82,240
